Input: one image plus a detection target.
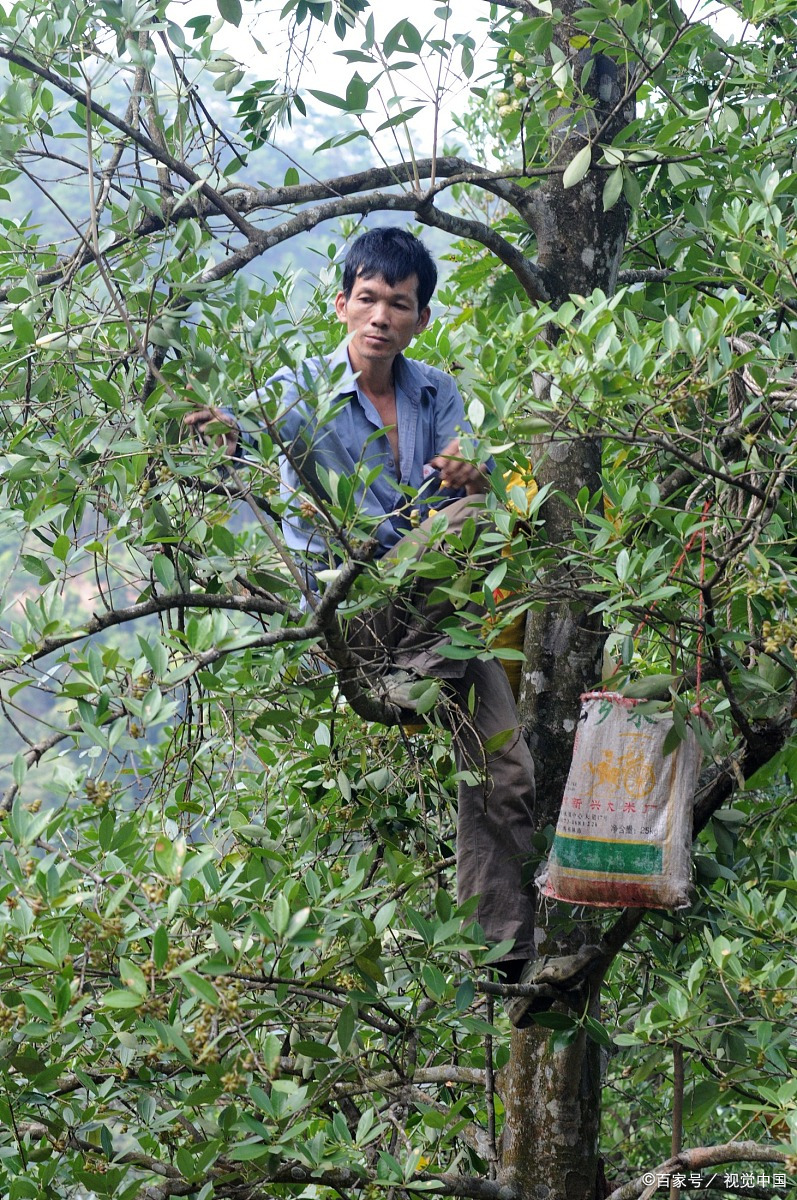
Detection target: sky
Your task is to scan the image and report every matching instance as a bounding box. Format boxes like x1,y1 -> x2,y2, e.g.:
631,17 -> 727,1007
202,0 -> 748,165
209,0 -> 496,157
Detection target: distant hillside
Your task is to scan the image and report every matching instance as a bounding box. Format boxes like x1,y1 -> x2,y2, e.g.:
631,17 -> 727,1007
7,67 -> 457,294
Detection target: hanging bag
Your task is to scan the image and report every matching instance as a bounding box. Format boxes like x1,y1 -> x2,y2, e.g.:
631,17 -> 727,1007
539,691 -> 702,909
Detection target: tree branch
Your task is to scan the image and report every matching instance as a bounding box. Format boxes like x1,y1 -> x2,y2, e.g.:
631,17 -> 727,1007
334,1066 -> 487,1097
606,1142 -> 790,1200
0,46 -> 262,241
481,0 -> 536,13
251,1164 -> 514,1200
0,710 -> 120,811
195,192 -> 549,302
0,591 -> 289,674
618,268 -> 674,285
416,202 -> 549,302
230,157 -> 533,214
138,1163 -> 515,1200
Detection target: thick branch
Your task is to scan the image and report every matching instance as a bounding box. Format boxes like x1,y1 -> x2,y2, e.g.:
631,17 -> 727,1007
618,268 -> 674,285
261,1165 -> 514,1200
334,1065 -> 487,1097
417,202 -> 548,302
482,0 -> 535,12
197,192 -> 548,302
231,157 -> 536,216
139,1164 -> 514,1200
607,1143 -> 789,1200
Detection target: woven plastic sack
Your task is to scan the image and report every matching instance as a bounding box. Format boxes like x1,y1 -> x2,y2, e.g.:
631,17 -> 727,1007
540,692 -> 702,909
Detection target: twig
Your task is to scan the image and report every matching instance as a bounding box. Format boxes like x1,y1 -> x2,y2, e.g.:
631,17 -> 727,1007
0,711 -> 119,812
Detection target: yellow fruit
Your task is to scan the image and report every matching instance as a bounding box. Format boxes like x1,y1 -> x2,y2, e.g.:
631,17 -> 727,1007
503,469 -> 538,514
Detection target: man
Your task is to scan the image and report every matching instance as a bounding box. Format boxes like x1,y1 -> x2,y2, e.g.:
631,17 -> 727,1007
186,227 -> 537,1026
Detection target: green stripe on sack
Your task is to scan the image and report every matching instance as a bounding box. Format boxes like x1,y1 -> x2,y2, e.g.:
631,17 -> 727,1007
552,835 -> 663,876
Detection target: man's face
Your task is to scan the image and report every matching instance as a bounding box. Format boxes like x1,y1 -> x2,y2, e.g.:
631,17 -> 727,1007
335,272 -> 431,370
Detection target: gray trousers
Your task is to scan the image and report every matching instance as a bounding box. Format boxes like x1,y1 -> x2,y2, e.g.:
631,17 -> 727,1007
347,497 -> 536,961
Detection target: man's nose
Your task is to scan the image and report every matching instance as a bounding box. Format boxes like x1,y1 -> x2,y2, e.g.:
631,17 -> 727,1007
370,303 -> 390,327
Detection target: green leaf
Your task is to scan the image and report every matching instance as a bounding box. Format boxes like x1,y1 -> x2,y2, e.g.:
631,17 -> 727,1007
12,310 -> 36,345
337,1003 -> 355,1052
153,925 -> 169,970
102,989 -> 143,1009
21,989 -> 53,1020
228,1141 -> 272,1161
181,971 -> 219,1006
603,164 -> 623,211
562,144 -> 592,189
532,1012 -> 578,1030
212,921 -> 236,959
483,727 -> 514,753
217,0 -> 242,24
455,979 -> 475,1011
12,754 -> 26,788
584,1016 -> 612,1047
662,722 -> 683,757
271,892 -> 290,936
623,167 -> 641,208
153,553 -> 176,591
346,73 -> 368,111
403,22 -> 423,53
119,958 -> 147,996
308,89 -> 350,111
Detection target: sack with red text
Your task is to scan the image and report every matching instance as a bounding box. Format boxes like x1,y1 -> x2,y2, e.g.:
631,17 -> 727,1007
539,692 -> 702,909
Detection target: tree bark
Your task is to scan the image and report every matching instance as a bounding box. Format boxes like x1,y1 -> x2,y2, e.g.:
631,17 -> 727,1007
500,1020 -> 603,1200
498,5 -> 637,1194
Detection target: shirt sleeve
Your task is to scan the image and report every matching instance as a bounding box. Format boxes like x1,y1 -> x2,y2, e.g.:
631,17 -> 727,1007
433,372 -> 496,476
432,372 -> 468,455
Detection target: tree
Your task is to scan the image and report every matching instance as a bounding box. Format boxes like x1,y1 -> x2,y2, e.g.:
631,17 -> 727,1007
0,1 -> 796,1199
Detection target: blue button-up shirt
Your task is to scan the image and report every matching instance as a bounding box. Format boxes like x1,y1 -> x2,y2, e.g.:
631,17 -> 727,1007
253,347 -> 483,566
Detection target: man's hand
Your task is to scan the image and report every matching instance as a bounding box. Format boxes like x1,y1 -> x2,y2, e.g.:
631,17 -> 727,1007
430,438 -> 489,495
183,406 -> 240,459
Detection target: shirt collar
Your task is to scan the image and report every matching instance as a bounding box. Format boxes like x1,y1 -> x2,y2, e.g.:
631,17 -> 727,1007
327,344 -> 437,403
394,353 -> 437,402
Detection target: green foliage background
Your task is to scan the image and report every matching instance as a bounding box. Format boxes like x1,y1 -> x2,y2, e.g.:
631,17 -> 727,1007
0,0 -> 795,1197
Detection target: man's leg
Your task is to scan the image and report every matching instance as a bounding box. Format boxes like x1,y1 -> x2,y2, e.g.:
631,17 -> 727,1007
343,496 -> 536,961
448,656 -> 536,961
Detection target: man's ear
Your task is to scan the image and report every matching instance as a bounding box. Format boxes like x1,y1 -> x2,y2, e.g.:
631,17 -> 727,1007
334,291 -> 348,322
415,305 -> 431,333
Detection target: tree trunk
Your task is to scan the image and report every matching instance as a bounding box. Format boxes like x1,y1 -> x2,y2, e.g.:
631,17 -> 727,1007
498,6 -> 636,1193
499,435 -> 606,1200
500,1019 -> 603,1200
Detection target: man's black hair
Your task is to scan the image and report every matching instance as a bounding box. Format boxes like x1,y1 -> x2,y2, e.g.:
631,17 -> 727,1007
342,227 -> 437,311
